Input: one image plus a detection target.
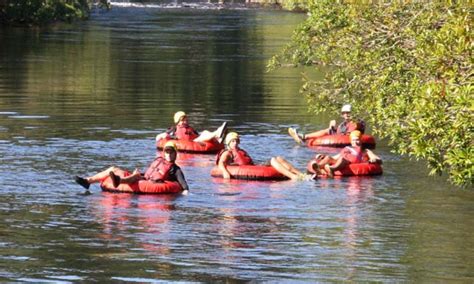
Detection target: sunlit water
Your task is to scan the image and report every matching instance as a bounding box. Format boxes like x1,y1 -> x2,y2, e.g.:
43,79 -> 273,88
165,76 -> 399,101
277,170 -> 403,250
0,5 -> 473,282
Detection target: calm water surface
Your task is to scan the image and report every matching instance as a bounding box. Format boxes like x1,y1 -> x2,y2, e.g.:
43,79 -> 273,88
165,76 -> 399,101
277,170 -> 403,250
0,5 -> 473,282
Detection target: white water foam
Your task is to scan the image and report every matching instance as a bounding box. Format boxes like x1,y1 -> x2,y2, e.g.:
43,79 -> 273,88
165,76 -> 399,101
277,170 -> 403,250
109,1 -> 249,10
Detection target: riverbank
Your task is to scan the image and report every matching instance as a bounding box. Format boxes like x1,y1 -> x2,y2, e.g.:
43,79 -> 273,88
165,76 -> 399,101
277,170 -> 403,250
0,0 -> 304,26
0,0 -> 109,26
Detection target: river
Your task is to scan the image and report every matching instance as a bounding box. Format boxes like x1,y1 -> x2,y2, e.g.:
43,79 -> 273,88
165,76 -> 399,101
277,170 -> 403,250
0,4 -> 473,282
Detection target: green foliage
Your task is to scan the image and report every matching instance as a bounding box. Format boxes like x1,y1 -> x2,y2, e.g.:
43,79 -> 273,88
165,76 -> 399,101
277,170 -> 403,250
1,0 -> 91,25
279,0 -> 310,12
269,1 -> 473,187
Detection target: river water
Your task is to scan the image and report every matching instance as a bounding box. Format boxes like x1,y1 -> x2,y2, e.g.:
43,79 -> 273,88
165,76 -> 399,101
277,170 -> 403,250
0,5 -> 473,282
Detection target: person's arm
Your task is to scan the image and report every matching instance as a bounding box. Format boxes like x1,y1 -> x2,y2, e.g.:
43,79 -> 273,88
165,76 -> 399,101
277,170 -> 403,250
218,151 -> 232,179
189,126 -> 199,136
366,149 -> 382,164
328,120 -> 337,134
166,126 -> 177,139
331,152 -> 342,161
174,167 -> 189,191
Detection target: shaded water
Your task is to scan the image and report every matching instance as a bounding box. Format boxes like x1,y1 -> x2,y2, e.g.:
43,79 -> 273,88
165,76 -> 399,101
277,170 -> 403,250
1,6 -> 473,282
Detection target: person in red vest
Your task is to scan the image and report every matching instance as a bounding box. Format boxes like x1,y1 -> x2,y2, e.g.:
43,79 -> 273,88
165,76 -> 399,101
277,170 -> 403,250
216,132 -> 254,179
156,111 -> 227,143
217,132 -> 315,181
74,141 -> 189,193
309,130 -> 381,177
288,104 -> 365,144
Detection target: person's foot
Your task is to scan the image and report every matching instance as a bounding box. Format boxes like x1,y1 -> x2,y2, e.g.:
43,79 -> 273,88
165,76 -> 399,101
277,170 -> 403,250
288,127 -> 304,144
296,173 -> 317,181
109,171 -> 121,188
216,121 -> 228,143
75,176 -> 90,189
311,162 -> 322,175
324,164 -> 334,178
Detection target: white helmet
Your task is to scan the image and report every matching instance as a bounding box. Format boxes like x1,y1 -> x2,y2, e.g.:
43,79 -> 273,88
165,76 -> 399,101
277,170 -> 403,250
341,104 -> 352,113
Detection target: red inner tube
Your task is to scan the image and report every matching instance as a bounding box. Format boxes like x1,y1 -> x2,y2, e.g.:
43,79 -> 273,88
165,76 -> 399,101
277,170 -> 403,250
307,160 -> 383,177
211,165 -> 289,181
157,138 -> 224,154
100,176 -> 182,194
306,134 -> 376,149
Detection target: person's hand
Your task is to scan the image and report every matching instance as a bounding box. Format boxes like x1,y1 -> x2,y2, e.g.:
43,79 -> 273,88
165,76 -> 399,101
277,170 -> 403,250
324,164 -> 334,178
329,120 -> 337,129
223,172 -> 231,179
133,168 -> 140,175
315,154 -> 326,160
369,157 -> 382,164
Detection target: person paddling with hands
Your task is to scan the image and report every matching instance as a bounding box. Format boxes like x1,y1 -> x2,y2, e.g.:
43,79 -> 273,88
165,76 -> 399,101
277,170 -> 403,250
310,130 -> 381,177
156,111 -> 227,143
288,104 -> 364,144
74,141 -> 189,194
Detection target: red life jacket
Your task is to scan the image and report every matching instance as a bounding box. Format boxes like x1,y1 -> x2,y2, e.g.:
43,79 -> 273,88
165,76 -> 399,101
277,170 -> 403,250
174,124 -> 199,141
216,148 -> 254,166
144,157 -> 174,182
341,146 -> 369,164
337,121 -> 360,135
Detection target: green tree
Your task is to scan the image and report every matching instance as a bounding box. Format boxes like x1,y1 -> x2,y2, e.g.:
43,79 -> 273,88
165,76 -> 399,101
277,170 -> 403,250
269,1 -> 473,187
0,0 -> 109,25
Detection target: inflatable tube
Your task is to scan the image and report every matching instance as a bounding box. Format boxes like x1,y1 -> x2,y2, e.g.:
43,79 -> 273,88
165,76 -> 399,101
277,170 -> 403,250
211,165 -> 289,181
306,134 -> 376,149
307,160 -> 383,177
157,138 -> 224,154
100,177 -> 182,194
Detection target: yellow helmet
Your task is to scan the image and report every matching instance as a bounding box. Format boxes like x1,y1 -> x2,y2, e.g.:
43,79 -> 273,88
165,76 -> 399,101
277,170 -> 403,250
350,130 -> 362,139
174,111 -> 186,124
225,132 -> 239,145
163,141 -> 177,152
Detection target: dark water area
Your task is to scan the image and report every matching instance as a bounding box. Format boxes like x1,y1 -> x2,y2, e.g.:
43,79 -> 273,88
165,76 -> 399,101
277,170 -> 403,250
1,5 -> 473,282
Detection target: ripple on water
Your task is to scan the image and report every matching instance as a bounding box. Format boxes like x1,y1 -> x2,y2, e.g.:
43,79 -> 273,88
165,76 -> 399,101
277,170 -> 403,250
8,115 -> 50,119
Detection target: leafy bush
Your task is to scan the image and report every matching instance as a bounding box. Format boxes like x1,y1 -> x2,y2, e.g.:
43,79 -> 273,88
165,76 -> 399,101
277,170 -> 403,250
269,1 -> 473,187
1,0 -> 91,25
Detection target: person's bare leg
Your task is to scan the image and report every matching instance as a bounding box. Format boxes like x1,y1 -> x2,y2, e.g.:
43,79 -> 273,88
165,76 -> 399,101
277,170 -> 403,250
193,130 -> 215,142
193,122 -> 227,143
109,169 -> 142,187
313,155 -> 337,176
304,128 -> 330,140
308,160 -> 322,175
75,166 -> 128,190
275,156 -> 301,175
325,157 -> 350,177
85,166 -> 128,184
270,157 -> 300,180
117,172 -> 142,184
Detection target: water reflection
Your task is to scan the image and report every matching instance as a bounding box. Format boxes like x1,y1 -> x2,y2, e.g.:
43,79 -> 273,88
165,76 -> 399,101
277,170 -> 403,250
95,194 -> 177,255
